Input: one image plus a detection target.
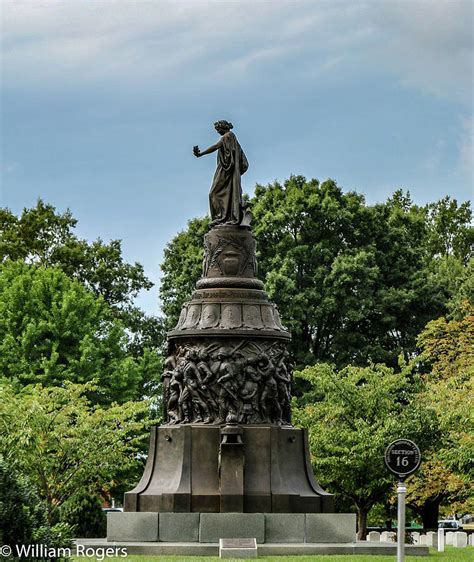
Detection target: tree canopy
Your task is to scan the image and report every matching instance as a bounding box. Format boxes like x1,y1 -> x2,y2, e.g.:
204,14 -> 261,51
0,200 -> 164,355
0,382 -> 155,522
160,176 -> 472,369
292,362 -> 436,538
0,261 -> 161,403
406,303 -> 474,523
1,180 -> 471,536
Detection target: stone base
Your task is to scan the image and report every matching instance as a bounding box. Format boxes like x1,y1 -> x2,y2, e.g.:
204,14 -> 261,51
76,539 -> 430,557
106,512 -> 158,542
107,512 -> 355,543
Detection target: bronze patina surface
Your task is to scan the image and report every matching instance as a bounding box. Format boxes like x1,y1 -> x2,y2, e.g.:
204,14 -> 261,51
124,122 -> 333,513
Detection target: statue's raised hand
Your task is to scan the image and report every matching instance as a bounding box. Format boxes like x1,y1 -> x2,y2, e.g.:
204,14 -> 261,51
193,145 -> 201,157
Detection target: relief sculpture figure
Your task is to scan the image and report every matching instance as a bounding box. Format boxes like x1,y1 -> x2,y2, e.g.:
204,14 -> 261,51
216,349 -> 240,423
167,368 -> 185,424
161,347 -> 176,418
193,120 -> 249,226
181,349 -> 212,424
240,358 -> 261,423
258,354 -> 282,424
274,349 -> 292,424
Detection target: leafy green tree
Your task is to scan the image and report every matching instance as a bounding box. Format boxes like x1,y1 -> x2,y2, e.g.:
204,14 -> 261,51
0,382 -> 155,523
0,262 -> 161,402
59,493 -> 106,539
292,362 -> 436,539
160,216 -> 210,329
0,200 -> 164,357
252,179 -> 451,368
0,201 -> 152,309
407,303 -> 474,525
425,196 -> 473,262
160,178 -> 471,368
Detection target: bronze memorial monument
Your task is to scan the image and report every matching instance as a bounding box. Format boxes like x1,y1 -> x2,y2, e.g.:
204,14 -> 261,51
123,120 -> 333,515
103,122 -> 362,549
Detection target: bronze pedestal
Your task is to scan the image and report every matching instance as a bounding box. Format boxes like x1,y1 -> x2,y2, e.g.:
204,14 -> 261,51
124,225 -> 333,514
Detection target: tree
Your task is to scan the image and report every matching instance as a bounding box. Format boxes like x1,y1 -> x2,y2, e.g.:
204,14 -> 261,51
0,200 -> 164,358
0,262 -> 161,403
0,382 -> 155,523
425,196 -> 473,262
59,493 -> 106,539
292,362 -> 436,539
0,456 -> 73,557
406,304 -> 474,525
159,178 -> 471,368
160,216 -> 210,329
0,200 -> 152,310
252,180 -> 455,368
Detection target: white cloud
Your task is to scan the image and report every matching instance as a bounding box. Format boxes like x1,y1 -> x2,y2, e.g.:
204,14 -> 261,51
1,0 -> 472,104
369,1 -> 473,103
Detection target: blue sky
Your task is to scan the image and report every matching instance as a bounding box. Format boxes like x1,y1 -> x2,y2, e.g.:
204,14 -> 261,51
1,0 -> 473,315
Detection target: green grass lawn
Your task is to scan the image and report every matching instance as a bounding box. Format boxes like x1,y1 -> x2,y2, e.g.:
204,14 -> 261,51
73,546 -> 473,561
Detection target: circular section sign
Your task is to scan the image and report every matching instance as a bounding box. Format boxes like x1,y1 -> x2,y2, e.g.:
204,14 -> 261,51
384,439 -> 421,479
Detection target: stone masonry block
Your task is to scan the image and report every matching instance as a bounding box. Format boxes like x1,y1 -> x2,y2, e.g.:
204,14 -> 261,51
159,513 -> 199,542
305,513 -> 356,543
107,512 -> 159,542
265,514 -> 305,543
199,513 -> 264,544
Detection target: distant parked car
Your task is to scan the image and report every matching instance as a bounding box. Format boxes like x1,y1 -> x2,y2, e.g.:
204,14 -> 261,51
438,520 -> 462,530
102,507 -> 123,513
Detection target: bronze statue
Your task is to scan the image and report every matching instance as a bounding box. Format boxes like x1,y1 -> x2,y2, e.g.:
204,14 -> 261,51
123,122 -> 335,519
193,120 -> 249,226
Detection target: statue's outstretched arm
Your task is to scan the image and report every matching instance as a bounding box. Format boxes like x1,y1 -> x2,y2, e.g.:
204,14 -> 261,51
193,139 -> 222,158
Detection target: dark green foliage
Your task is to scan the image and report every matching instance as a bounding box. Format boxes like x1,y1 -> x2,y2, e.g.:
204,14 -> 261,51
0,382 -> 155,522
59,493 -> 106,538
159,177 -> 472,369
0,262 -> 161,403
0,456 -> 48,546
0,456 -> 73,558
160,216 -> 210,329
425,196 -> 473,262
293,362 -> 437,539
0,200 -> 151,309
0,200 -> 164,359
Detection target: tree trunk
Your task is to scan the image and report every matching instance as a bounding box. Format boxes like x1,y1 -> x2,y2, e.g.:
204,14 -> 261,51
357,507 -> 368,540
421,498 -> 441,529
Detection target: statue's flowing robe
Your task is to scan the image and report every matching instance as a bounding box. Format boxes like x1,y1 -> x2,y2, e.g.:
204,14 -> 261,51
209,131 -> 249,224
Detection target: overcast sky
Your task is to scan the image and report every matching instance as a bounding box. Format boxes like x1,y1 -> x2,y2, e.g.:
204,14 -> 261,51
1,0 -> 473,315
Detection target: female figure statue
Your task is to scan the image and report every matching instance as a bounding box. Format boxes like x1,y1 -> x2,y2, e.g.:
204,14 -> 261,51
193,120 -> 249,225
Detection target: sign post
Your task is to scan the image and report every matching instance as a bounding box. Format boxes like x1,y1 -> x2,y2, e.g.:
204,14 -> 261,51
384,439 -> 421,562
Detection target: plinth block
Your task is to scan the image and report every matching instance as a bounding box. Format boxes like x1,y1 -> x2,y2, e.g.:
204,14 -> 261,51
265,513 -> 305,543
200,513 -> 265,544
159,513 -> 199,542
107,512 -> 158,542
106,512 -> 358,544
306,513 -> 357,543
